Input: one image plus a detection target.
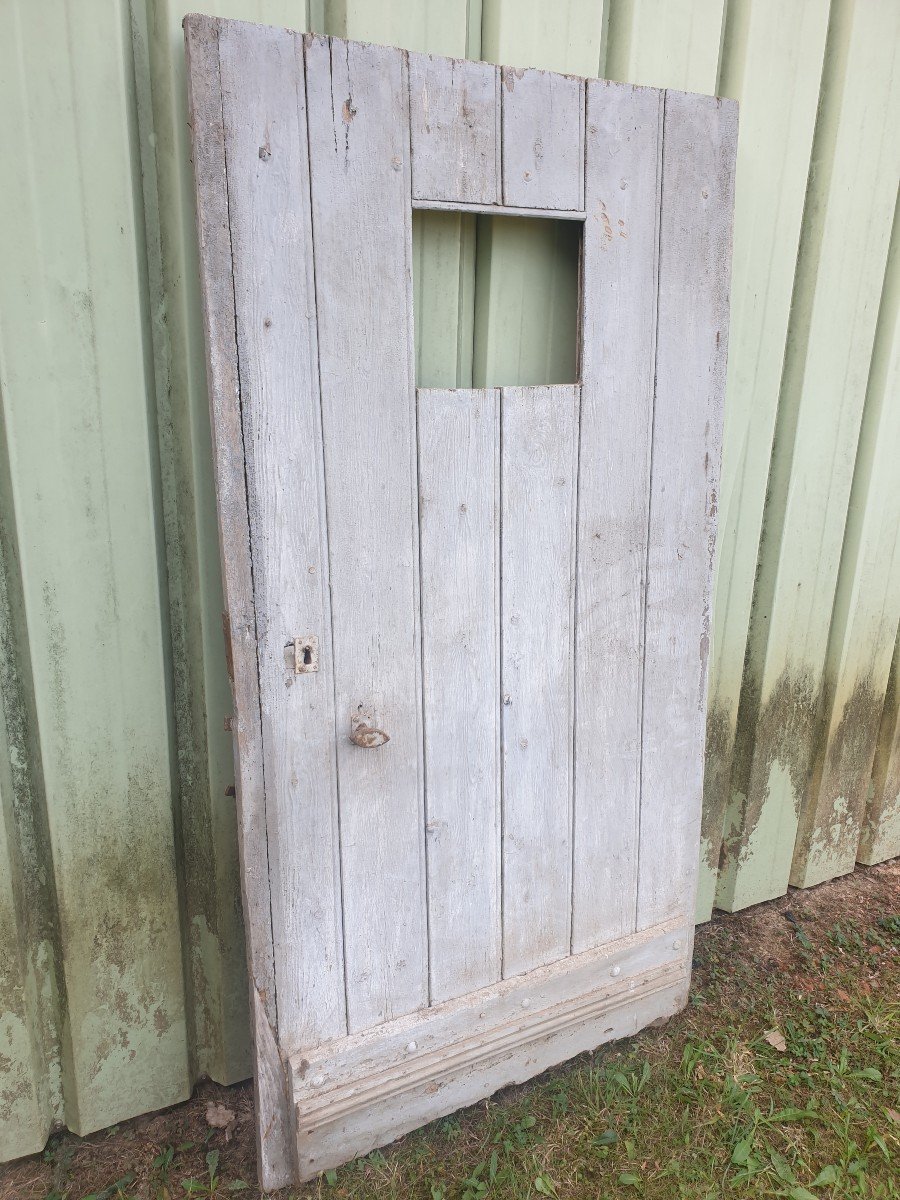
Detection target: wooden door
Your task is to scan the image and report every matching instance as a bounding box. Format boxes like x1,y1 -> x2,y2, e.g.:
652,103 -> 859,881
185,16 -> 737,1188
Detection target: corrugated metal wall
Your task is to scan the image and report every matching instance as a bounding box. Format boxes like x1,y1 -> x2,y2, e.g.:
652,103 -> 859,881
1,0 -> 897,1164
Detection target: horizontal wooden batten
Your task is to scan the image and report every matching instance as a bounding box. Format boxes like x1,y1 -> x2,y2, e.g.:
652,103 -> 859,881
413,198 -> 586,222
289,918 -> 688,1179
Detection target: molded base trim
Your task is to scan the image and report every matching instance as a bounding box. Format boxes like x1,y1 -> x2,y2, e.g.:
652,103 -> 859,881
289,918 -> 689,1179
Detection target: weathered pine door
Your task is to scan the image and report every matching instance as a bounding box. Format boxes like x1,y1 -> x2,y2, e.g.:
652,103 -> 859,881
186,16 -> 736,1188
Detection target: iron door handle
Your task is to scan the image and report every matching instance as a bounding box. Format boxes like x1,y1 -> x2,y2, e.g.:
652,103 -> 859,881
349,720 -> 390,749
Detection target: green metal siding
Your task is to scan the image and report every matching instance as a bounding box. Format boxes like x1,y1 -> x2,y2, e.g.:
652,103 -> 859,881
1,0 -> 898,1162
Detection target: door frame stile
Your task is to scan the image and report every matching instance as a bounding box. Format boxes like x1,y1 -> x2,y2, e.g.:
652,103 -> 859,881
184,15 -> 295,1190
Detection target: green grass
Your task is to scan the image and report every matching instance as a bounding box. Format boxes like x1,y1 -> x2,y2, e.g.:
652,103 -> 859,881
21,897 -> 900,1200
298,914 -> 899,1200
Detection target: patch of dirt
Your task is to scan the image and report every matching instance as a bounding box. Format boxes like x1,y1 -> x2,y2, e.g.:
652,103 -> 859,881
1,859 -> 896,1200
699,855 -> 899,979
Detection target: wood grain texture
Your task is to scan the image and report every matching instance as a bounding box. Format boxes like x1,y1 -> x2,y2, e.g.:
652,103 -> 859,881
409,53 -> 500,204
293,917 -> 684,1093
304,34 -> 428,1034
501,384 -> 579,977
501,66 -> 585,210
418,388 -> 501,1002
638,91 -> 737,932
290,917 -> 688,1180
217,19 -> 345,1052
413,198 -> 585,220
571,81 -> 663,952
183,14 -> 292,1191
474,7 -> 586,392
391,3 -> 479,395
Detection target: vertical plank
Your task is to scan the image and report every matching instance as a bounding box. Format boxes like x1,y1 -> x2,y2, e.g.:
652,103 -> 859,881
716,0 -> 900,911
501,384 -> 579,977
570,81 -> 662,952
501,67 -> 584,210
344,3 -> 478,391
638,92 -> 736,931
217,19 -> 345,1049
184,15 -> 292,1190
304,34 -> 427,1033
861,631 -> 900,865
419,388 -> 501,1002
475,0 -> 600,395
409,54 -> 499,204
791,204 -> 900,886
585,0 -> 729,918
696,0 -> 830,921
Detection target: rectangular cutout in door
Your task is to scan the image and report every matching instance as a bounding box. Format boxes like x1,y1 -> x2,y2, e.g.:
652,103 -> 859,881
413,211 -> 582,388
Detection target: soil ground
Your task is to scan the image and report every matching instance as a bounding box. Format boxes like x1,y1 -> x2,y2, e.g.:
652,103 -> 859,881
2,859 -> 897,1200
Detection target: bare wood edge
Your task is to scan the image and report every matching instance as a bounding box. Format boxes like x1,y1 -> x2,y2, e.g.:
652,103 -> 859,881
665,89 -> 738,968
401,43 -> 434,1017
577,78 -> 586,211
183,14 -> 294,1190
289,917 -> 689,1179
413,198 -> 586,221
494,64 -> 503,203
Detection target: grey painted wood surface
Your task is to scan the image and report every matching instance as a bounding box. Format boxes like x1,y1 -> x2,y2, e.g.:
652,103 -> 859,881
290,918 -> 688,1180
418,388 -> 502,1002
304,34 -> 429,1036
501,67 -> 585,210
186,19 -> 735,1185
501,385 -> 580,977
571,81 -> 663,952
413,198 -> 585,220
218,18 -> 346,1053
638,91 -> 737,931
409,54 -> 500,204
184,15 -> 294,1191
